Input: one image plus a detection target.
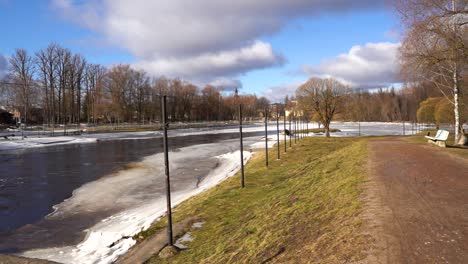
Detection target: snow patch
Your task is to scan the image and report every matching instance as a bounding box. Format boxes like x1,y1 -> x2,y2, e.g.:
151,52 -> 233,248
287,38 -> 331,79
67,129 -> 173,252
21,148 -> 252,264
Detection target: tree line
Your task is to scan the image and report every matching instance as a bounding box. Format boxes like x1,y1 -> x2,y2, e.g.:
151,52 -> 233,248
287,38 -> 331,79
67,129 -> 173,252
294,77 -> 466,132
397,0 -> 467,143
294,0 -> 466,144
0,44 -> 271,125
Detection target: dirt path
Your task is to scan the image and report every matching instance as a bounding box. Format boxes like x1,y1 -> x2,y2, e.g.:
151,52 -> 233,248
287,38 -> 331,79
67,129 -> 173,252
366,139 -> 468,264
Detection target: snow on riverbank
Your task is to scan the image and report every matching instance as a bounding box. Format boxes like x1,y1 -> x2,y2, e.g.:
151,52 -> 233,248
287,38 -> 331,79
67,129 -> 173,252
0,121 -> 429,152
20,142 -> 253,264
0,137 -> 96,151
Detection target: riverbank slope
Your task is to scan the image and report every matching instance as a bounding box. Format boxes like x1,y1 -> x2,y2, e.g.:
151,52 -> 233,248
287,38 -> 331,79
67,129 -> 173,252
137,137 -> 372,263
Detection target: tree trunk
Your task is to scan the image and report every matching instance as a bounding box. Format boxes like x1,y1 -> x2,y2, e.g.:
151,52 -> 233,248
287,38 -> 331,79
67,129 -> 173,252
325,123 -> 330,137
453,67 -> 460,145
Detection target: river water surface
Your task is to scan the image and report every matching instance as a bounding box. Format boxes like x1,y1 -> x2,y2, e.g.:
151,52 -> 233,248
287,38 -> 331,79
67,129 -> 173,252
0,129 -> 268,253
0,121 -> 431,262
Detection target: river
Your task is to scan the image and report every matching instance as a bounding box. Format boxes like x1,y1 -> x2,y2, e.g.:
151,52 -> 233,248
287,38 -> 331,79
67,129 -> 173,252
0,122 -> 428,263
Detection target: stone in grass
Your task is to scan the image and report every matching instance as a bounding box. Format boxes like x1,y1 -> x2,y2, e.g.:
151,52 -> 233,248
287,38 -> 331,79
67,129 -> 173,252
158,245 -> 180,259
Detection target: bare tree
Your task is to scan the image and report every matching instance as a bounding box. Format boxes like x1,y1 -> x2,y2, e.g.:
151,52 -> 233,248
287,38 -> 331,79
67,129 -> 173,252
84,64 -> 106,123
397,0 -> 467,144
70,54 -> 86,123
9,49 -> 36,126
296,78 -> 349,137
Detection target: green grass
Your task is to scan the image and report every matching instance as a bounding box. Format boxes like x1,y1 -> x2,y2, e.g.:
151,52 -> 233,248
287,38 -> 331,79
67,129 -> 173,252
404,130 -> 468,159
139,137 -> 372,263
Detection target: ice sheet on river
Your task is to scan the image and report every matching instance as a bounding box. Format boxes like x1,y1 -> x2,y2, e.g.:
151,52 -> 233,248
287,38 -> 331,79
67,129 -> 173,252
0,137 -> 96,151
20,141 -> 252,264
1,122 -> 432,152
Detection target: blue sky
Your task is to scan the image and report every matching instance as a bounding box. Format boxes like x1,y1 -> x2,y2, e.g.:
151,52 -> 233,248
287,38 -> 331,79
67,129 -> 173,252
0,0 -> 401,101
244,10 -> 399,94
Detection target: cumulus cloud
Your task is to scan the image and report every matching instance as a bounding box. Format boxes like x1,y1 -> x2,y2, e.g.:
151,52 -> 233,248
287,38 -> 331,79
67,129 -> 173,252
134,41 -> 285,81
302,42 -> 401,89
208,78 -> 243,92
52,0 -> 103,31
262,82 -> 303,102
51,0 -> 384,84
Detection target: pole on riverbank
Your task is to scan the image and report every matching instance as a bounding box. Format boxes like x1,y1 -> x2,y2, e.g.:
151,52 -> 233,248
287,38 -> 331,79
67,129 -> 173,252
161,96 -> 173,246
265,107 -> 269,167
298,117 -> 300,139
289,115 -> 292,147
239,104 -> 245,188
276,110 -> 280,160
283,110 -> 287,153
300,117 -> 302,139
294,115 -> 297,143
302,117 -> 304,138
358,121 -> 361,137
297,116 -> 302,141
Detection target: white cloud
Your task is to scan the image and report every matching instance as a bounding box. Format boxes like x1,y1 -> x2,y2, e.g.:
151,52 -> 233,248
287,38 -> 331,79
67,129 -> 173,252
208,78 -> 242,92
51,0 -> 385,85
302,42 -> 401,89
134,41 -> 285,81
262,82 -> 303,102
52,0 -> 103,31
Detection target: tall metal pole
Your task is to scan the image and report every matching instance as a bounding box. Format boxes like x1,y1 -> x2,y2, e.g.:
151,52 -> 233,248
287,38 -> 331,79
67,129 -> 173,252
301,117 -> 303,139
299,117 -> 301,140
283,110 -> 287,152
276,109 -> 280,160
299,117 -> 301,139
239,104 -> 245,188
289,115 -> 292,147
302,117 -> 304,138
298,117 -> 300,140
358,121 -> 361,137
161,96 -> 173,246
294,115 -> 297,143
300,117 -> 302,139
265,107 -> 269,167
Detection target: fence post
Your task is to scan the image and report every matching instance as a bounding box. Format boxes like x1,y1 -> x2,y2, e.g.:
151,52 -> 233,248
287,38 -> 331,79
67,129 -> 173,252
294,115 -> 297,143
299,117 -> 302,140
302,118 -> 304,138
289,115 -> 292,147
403,121 -> 405,136
298,117 -> 300,140
239,104 -> 245,188
298,117 -> 300,139
284,110 -> 287,152
161,96 -> 173,246
276,109 -> 280,160
265,107 -> 269,167
358,121 -> 361,137
302,117 -> 304,138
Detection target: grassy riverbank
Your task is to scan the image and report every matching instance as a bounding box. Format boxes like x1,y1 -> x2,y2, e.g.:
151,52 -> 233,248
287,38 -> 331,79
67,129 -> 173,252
140,137 -> 372,263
